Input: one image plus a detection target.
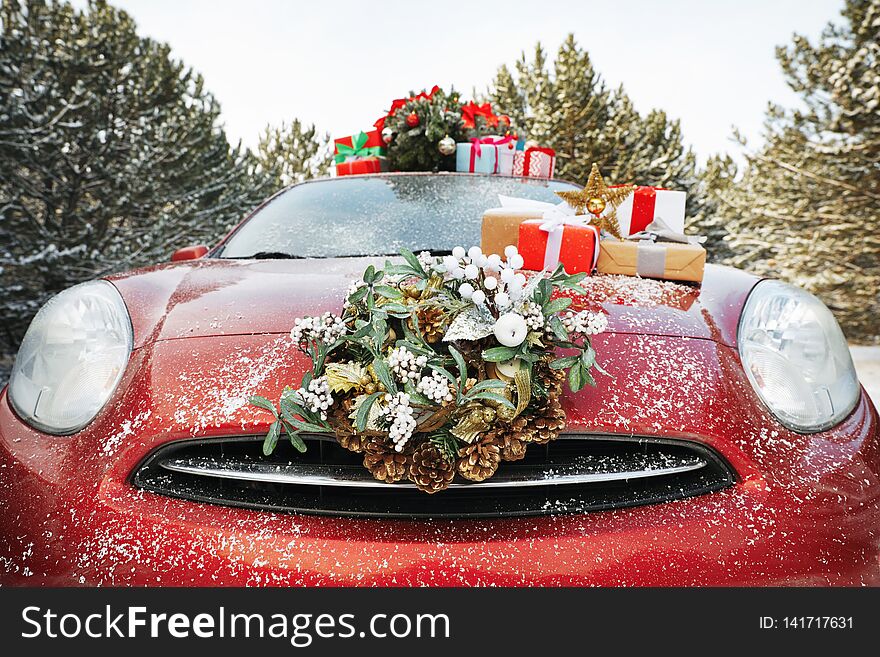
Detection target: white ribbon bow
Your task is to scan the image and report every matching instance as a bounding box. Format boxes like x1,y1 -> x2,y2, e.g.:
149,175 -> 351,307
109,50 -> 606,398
497,195 -> 600,271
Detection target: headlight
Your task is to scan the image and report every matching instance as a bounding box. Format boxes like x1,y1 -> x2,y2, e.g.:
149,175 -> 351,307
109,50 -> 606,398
738,279 -> 860,432
8,281 -> 133,435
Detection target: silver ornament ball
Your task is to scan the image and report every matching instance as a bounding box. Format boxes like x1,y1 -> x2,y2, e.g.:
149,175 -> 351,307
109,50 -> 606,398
438,135 -> 456,156
381,127 -> 394,144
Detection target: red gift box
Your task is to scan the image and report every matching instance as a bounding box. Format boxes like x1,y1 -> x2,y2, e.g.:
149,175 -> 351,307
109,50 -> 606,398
335,156 -> 384,177
518,219 -> 600,274
333,129 -> 384,160
512,147 -> 555,178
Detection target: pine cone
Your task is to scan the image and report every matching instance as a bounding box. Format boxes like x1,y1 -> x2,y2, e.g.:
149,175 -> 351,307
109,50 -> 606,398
535,362 -> 566,391
509,414 -> 537,444
499,431 -> 528,462
363,441 -> 408,484
528,397 -> 567,445
407,441 -> 455,494
330,402 -> 368,453
457,433 -> 501,482
411,305 -> 446,343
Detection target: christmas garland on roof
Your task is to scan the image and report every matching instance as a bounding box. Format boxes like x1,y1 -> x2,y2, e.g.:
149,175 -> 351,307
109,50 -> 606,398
374,86 -> 516,173
251,245 -> 606,494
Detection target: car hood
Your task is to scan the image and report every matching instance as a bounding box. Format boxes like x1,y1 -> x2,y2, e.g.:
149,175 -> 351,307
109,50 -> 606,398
107,257 -> 759,349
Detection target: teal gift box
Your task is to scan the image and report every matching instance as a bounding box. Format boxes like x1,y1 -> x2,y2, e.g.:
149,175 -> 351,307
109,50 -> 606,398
455,140 -> 498,174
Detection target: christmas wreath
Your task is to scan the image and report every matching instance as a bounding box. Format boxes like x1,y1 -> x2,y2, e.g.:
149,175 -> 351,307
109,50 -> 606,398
250,245 -> 606,494
374,86 -> 515,173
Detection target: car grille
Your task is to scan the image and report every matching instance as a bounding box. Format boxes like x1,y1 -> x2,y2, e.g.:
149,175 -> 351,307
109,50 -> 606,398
131,434 -> 735,519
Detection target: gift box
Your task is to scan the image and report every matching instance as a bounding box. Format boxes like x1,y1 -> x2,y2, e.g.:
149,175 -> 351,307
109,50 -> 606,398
596,240 -> 706,282
519,218 -> 600,274
481,207 -> 545,256
613,186 -> 686,237
491,135 -> 516,175
512,147 -> 556,179
333,130 -> 386,165
335,156 -> 386,177
456,136 -> 516,174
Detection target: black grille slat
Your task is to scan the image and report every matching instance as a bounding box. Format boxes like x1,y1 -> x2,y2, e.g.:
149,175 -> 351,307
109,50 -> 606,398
131,435 -> 735,519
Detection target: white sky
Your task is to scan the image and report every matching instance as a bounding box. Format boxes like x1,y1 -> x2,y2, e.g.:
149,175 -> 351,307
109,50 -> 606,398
77,0 -> 843,163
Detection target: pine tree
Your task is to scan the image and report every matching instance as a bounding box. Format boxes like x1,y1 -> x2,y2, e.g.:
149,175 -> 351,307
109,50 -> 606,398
687,154 -> 738,262
256,119 -> 332,190
0,0 -> 270,353
488,34 -> 697,195
717,0 -> 879,342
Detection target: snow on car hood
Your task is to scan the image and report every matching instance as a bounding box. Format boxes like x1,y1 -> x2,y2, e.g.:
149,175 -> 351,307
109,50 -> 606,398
107,257 -> 759,350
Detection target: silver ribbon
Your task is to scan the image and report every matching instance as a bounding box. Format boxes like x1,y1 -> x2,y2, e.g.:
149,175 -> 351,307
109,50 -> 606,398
627,216 -> 707,245
626,216 -> 706,277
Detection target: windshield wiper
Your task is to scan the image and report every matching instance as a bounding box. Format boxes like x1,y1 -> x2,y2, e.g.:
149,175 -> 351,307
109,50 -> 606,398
230,251 -> 308,259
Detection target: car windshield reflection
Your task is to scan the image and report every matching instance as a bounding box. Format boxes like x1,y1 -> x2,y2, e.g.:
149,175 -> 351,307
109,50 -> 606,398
218,174 -> 579,259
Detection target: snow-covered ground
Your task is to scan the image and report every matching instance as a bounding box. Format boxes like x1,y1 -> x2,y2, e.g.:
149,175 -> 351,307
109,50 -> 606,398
851,345 -> 880,404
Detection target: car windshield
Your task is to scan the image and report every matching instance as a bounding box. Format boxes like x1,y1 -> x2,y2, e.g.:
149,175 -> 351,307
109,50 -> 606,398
217,174 -> 580,258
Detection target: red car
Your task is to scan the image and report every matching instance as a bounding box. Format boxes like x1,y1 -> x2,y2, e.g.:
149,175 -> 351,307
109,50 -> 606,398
1,173 -> 878,586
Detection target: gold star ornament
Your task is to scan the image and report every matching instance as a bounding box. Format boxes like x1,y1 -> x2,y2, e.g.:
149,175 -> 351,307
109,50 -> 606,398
556,163 -> 634,240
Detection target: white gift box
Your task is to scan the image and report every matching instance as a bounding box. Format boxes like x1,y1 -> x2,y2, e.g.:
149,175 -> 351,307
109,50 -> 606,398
512,147 -> 556,178
614,186 -> 687,237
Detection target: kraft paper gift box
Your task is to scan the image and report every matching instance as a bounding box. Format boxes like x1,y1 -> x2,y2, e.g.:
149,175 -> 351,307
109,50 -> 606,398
481,207 -> 544,256
613,186 -> 687,237
482,194 -> 589,257
512,147 -> 556,179
596,239 -> 706,283
519,219 -> 599,274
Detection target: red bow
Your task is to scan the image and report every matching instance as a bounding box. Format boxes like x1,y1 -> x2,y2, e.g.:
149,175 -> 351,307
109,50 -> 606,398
461,101 -> 500,130
374,85 -> 441,131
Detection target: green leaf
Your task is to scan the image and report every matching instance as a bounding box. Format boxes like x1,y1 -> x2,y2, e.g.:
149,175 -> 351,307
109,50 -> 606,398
384,263 -> 418,277
279,394 -> 307,422
371,357 -> 397,394
282,422 -> 308,453
349,322 -> 374,340
581,368 -> 596,388
397,339 -> 434,356
401,313 -> 429,348
580,346 -> 596,368
550,355 -> 579,370
382,303 -> 410,316
399,248 -> 427,278
468,391 -> 516,410
363,264 -> 376,284
348,285 -> 368,304
543,297 -> 572,315
374,285 -> 403,300
568,364 -> 585,393
262,420 -> 281,455
465,379 -> 509,395
355,391 -> 385,431
481,346 -> 519,362
428,364 -> 458,388
249,395 -> 277,416
537,278 -> 553,304
448,345 -> 468,389
548,315 -> 569,342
